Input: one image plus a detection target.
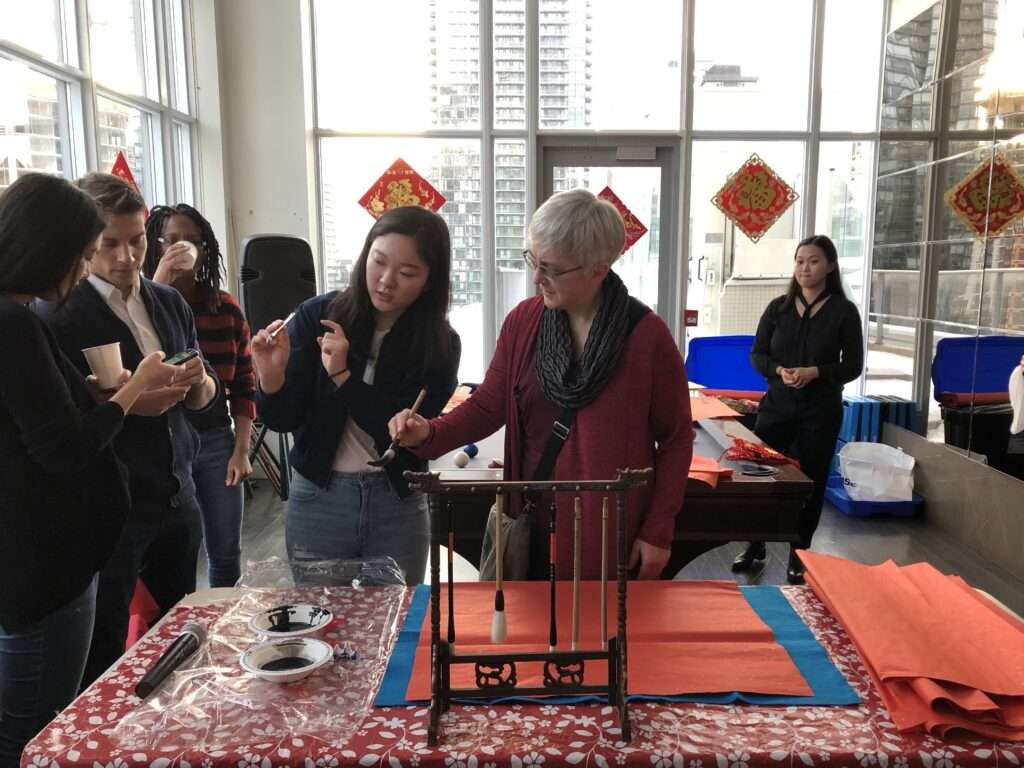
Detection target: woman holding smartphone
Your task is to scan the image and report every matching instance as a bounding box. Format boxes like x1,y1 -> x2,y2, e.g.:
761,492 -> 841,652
0,174 -> 177,766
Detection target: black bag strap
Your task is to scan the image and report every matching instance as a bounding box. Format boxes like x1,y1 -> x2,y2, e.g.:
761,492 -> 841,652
531,297 -> 651,483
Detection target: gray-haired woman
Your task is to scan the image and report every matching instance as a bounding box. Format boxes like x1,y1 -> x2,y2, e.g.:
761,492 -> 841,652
390,189 -> 694,580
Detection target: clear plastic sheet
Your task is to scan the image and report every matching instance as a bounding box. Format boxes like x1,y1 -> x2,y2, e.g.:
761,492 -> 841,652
109,559 -> 408,753
239,555 -> 409,589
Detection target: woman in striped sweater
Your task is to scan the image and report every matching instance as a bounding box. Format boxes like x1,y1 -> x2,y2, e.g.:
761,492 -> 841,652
144,204 -> 256,587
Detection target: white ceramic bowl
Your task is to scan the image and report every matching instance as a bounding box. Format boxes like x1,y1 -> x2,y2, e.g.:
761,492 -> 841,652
240,637 -> 333,683
248,603 -> 333,638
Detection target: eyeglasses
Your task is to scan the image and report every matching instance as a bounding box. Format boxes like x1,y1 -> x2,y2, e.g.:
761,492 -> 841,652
522,249 -> 584,280
157,236 -> 206,250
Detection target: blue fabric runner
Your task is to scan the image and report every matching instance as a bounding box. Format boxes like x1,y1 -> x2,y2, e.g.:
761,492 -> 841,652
376,584 -> 857,707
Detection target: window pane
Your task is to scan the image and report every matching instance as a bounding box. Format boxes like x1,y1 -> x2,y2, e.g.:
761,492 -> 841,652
88,0 -> 159,98
821,0 -> 884,131
982,235 -> 1024,332
495,139 -> 528,337
173,122 -> 194,205
880,2 -> 940,132
933,139 -> 1024,332
314,0 -> 481,131
686,141 -> 805,340
873,140 -> 930,247
864,314 -> 915,408
693,0 -> 812,131
319,137 -> 484,381
538,0 -> 682,130
0,0 -> 63,61
815,141 -> 876,314
947,1 -> 1024,131
0,58 -> 71,190
168,0 -> 191,113
96,95 -> 158,203
494,0 -> 525,129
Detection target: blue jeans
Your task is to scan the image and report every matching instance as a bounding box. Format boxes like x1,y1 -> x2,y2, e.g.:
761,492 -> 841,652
286,471 -> 429,586
193,427 -> 244,587
0,578 -> 96,768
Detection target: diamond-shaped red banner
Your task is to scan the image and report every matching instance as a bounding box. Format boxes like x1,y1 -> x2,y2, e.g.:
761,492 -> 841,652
944,152 -> 1024,238
358,158 -> 446,220
598,186 -> 648,254
711,153 -> 798,243
111,150 -> 148,217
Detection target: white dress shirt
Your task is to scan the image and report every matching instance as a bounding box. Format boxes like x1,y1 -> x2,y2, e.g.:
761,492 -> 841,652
87,274 -> 164,356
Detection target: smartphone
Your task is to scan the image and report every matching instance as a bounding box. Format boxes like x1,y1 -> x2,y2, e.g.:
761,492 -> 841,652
165,348 -> 200,366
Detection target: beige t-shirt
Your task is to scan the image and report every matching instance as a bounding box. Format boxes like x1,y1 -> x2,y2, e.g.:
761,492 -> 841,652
333,328 -> 389,472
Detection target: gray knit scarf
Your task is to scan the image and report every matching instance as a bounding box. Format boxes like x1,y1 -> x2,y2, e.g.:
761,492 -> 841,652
534,270 -> 631,410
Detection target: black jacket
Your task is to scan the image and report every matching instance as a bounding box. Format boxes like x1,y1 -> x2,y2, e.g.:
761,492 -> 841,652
750,293 -> 864,402
256,292 -> 461,496
0,297 -> 129,627
39,278 -> 219,510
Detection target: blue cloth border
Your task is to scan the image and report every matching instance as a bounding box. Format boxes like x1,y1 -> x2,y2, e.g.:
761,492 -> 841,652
375,584 -> 857,707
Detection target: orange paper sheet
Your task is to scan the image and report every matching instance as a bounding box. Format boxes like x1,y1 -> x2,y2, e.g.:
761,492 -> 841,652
405,580 -> 811,700
688,454 -> 734,488
690,396 -> 741,421
699,389 -> 766,402
801,551 -> 1024,739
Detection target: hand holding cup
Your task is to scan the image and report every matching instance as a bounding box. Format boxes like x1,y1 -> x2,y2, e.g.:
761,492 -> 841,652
82,342 -> 125,391
152,242 -> 199,285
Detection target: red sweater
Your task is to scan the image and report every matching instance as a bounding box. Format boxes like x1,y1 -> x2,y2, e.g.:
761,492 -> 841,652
188,291 -> 256,432
417,296 -> 694,578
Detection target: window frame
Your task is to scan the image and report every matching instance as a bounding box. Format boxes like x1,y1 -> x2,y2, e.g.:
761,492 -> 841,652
0,0 -> 200,205
874,0 -> 1024,434
310,0 -> 887,381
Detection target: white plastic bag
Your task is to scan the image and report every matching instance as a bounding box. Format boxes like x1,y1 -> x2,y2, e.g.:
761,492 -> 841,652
839,442 -> 915,502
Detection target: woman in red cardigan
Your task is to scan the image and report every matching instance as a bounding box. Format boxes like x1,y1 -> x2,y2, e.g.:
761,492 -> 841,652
389,189 -> 693,579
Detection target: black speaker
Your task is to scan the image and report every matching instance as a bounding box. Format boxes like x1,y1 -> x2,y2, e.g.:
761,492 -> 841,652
240,234 -> 317,334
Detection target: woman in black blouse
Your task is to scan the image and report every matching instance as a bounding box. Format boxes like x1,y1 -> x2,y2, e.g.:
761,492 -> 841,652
734,234 -> 863,584
0,174 -> 177,766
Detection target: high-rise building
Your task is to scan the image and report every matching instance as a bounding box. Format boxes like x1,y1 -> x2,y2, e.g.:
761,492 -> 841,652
319,1 -> 593,308
0,67 -> 64,191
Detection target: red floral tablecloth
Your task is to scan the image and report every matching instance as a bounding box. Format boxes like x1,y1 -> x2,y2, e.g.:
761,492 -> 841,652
23,587 -> 1024,768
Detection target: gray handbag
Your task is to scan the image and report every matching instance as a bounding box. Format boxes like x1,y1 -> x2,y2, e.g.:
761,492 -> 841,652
478,502 -> 531,580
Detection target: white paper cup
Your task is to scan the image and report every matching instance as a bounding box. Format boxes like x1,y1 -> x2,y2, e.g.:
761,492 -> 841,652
180,243 -> 198,270
82,342 -> 123,390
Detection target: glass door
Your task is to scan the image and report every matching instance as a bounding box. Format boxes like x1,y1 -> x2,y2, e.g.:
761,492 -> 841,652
539,142 -> 679,330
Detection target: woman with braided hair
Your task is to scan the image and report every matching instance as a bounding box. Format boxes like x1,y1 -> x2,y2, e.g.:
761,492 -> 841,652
389,189 -> 693,580
144,204 -> 255,587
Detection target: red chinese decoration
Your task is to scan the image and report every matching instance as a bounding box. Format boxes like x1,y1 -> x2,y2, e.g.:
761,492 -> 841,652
110,150 -> 147,217
598,186 -> 648,253
358,158 -> 446,219
944,152 -> 1024,238
712,153 -> 798,243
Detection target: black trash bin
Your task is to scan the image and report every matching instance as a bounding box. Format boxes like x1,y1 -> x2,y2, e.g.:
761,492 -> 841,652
942,403 -> 1014,472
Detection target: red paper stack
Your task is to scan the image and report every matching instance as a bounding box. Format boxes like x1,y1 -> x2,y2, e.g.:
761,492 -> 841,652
405,581 -> 812,700
688,454 -> 733,488
800,551 -> 1024,739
